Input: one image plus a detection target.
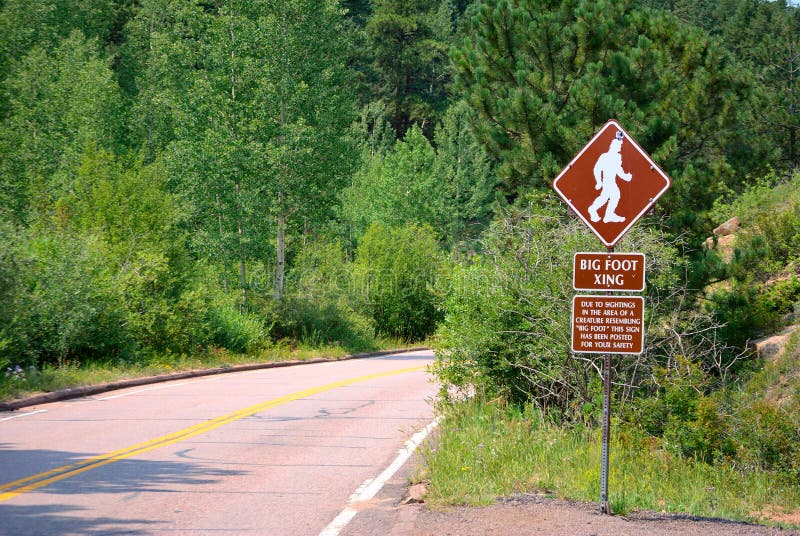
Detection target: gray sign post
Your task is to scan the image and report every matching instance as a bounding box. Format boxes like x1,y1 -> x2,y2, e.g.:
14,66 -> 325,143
600,351 -> 611,513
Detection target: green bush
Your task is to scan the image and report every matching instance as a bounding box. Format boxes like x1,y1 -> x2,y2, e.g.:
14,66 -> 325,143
705,171 -> 800,345
0,222 -> 219,367
354,223 -> 443,341
434,205 -> 600,408
662,395 -> 734,463
208,304 -> 266,354
434,201 -> 695,415
729,336 -> 800,480
709,172 -> 800,238
116,251 -> 213,354
708,271 -> 800,349
12,230 -> 130,365
270,238 -> 377,351
636,356 -> 707,438
732,400 -> 798,475
631,332 -> 800,481
276,298 -> 375,351
0,220 -> 24,365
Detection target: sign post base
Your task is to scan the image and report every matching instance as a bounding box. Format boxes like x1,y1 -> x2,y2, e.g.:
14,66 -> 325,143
600,352 -> 612,515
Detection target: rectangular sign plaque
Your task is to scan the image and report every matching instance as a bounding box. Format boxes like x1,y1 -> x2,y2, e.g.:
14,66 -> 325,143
571,295 -> 644,354
573,252 -> 645,292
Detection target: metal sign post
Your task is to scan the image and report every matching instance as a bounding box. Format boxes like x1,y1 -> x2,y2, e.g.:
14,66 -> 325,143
600,245 -> 613,515
601,351 -> 611,514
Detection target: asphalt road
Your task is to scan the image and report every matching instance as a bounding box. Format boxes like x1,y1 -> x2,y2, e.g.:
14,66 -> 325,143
0,350 -> 437,535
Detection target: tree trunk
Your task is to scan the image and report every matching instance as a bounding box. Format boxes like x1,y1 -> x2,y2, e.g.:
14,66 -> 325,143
237,184 -> 247,309
275,195 -> 286,302
275,80 -> 288,301
216,193 -> 229,293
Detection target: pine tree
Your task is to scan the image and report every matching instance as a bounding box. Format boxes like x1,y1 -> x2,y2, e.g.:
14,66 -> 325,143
342,125 -> 442,235
365,0 -> 455,138
452,0 -> 767,238
640,0 -> 800,173
343,103 -> 497,247
433,100 -> 497,246
720,1 -> 800,172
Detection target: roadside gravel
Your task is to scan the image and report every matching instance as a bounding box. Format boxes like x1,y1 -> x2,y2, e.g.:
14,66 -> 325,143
407,494 -> 799,536
342,462 -> 799,536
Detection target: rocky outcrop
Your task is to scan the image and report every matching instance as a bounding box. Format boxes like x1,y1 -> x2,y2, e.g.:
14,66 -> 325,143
713,216 -> 740,237
704,216 -> 739,263
748,324 -> 800,361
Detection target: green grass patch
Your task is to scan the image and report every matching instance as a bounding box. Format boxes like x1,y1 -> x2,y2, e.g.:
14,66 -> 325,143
0,337 -> 416,403
422,398 -> 800,527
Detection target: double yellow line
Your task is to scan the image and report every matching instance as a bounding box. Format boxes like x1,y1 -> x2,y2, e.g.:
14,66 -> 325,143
0,365 -> 426,503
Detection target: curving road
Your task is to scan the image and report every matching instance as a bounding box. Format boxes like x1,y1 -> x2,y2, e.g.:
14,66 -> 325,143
0,350 -> 437,535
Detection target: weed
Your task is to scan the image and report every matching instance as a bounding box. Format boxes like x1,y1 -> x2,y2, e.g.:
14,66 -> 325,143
424,398 -> 800,527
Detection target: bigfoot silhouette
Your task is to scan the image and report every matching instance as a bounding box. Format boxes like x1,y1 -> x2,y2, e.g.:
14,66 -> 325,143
588,131 -> 632,223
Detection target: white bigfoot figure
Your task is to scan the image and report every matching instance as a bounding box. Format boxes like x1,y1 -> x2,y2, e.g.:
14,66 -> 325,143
588,131 -> 632,223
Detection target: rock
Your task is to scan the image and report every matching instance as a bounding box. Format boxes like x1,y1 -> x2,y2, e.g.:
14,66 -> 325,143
402,482 -> 428,505
748,325 -> 800,361
713,216 -> 740,237
704,233 -> 736,263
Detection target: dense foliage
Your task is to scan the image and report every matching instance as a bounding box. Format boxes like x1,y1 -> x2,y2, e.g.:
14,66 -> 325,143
1,0 -> 798,483
451,0 -> 774,238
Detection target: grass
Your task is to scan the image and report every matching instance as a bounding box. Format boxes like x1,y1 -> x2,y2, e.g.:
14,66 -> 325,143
0,336 -> 418,403
420,398 -> 800,528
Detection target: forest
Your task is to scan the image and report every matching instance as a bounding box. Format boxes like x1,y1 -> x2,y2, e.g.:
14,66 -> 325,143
1,0 -> 800,503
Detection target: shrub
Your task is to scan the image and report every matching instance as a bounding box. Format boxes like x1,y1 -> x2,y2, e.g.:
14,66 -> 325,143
209,304 -> 266,354
433,200 -> 717,417
12,230 -> 130,365
732,400 -> 798,475
354,223 -> 443,341
662,395 -> 734,463
435,205 -> 602,409
115,251 -> 213,354
276,298 -> 375,351
635,355 -> 707,438
274,238 -> 376,351
0,220 -> 24,364
705,171 -> 800,345
632,331 -> 800,481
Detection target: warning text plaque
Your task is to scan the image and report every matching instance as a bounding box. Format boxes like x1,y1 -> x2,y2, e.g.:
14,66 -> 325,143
571,295 -> 644,354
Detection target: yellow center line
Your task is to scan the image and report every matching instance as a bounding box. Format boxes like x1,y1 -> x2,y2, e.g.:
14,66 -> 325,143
0,365 -> 426,503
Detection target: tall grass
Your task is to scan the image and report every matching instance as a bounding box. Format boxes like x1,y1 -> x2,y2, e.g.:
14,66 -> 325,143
422,398 -> 800,527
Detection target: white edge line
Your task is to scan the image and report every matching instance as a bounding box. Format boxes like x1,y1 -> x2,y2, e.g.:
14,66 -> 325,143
318,417 -> 441,536
0,409 -> 47,421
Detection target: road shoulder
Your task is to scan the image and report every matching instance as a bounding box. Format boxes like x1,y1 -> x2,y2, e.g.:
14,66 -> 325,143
343,457 -> 798,535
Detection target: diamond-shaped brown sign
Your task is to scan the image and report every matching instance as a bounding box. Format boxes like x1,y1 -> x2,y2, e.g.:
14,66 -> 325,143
552,120 -> 671,247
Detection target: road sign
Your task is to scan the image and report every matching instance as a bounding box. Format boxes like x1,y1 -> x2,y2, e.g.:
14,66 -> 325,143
553,120 -> 671,247
573,252 -> 645,292
571,295 -> 644,354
